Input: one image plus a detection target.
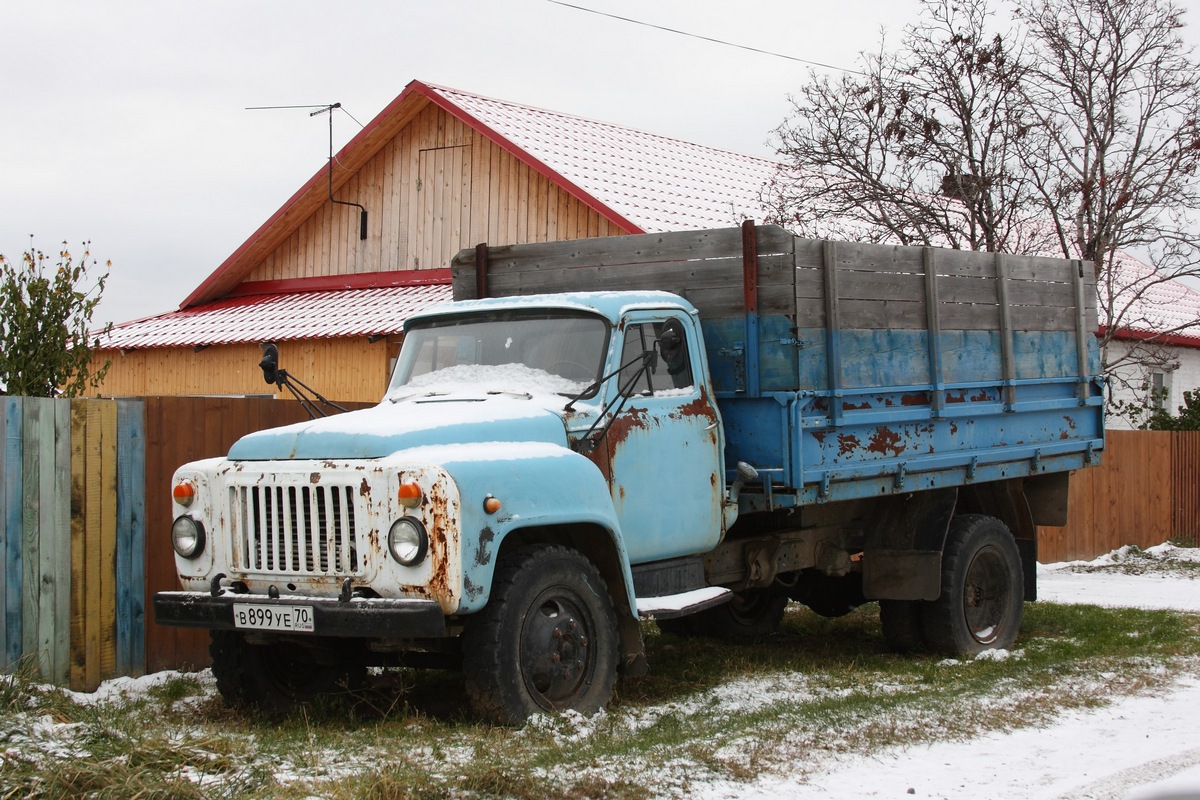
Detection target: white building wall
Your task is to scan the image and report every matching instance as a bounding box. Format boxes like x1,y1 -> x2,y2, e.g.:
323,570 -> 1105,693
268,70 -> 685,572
1104,340 -> 1200,429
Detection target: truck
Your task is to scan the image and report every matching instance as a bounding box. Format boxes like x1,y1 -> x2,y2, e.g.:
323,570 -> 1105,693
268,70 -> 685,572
154,222 -> 1105,723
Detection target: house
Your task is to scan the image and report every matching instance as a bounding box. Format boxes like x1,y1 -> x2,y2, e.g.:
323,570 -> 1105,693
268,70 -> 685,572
1099,252 -> 1200,428
92,80 -> 776,403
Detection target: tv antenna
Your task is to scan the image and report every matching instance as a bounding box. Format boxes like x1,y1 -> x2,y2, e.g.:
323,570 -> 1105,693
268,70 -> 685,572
246,102 -> 368,240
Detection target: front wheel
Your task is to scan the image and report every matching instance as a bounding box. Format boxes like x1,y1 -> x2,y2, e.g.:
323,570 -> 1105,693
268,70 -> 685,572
921,514 -> 1024,656
463,546 -> 619,724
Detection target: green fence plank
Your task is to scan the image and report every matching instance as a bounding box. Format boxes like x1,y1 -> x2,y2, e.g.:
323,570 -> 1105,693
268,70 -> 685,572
22,399 -> 45,671
116,400 -> 146,677
51,400 -> 72,684
3,397 -> 26,669
1,398 -> 18,668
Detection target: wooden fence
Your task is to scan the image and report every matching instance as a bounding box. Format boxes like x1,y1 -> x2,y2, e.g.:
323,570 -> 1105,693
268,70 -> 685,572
1037,430 -> 1200,562
1,397 -> 144,689
1,397 -> 1197,687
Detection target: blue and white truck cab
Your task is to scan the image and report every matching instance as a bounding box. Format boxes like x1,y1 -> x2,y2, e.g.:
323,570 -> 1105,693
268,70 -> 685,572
155,223 -> 1105,723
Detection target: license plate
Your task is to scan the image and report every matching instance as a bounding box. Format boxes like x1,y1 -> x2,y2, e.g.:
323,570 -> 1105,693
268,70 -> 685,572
232,603 -> 315,633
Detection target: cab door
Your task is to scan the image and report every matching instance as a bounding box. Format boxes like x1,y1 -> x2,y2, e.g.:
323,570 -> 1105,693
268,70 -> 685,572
603,313 -> 726,564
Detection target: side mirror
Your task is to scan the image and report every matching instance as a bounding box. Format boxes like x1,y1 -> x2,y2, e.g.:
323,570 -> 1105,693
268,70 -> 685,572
658,319 -> 688,376
259,342 -> 280,385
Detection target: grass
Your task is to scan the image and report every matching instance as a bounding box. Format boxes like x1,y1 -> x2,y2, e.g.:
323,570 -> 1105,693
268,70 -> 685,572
1,602 -> 1198,800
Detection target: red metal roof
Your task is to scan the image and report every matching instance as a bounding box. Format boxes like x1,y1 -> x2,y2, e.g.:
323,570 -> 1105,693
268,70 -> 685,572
1101,253 -> 1200,348
425,84 -> 778,233
98,283 -> 451,350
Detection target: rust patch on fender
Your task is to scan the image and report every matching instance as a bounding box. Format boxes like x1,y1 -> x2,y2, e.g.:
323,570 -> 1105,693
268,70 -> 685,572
474,526 -> 495,567
867,427 -> 905,457
423,480 -> 456,602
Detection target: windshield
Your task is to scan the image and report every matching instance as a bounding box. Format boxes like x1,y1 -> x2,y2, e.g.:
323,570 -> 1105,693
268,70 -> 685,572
387,309 -> 610,398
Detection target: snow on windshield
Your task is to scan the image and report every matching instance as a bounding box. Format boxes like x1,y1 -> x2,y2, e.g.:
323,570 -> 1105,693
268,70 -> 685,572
388,310 -> 609,399
401,363 -> 589,396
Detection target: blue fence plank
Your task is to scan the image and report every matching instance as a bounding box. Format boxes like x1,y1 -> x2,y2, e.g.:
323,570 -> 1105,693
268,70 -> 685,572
116,400 -> 146,677
3,398 -> 23,668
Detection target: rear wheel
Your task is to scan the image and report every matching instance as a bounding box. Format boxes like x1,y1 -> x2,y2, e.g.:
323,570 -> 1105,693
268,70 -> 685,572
684,589 -> 788,639
463,545 -> 619,724
879,600 -> 924,652
921,515 -> 1023,656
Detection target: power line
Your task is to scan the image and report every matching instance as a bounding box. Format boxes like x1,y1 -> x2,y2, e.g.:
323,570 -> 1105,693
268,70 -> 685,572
545,0 -> 864,75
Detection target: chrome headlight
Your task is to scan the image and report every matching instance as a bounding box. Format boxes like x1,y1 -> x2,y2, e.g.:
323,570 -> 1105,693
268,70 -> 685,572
388,517 -> 428,566
171,515 -> 206,559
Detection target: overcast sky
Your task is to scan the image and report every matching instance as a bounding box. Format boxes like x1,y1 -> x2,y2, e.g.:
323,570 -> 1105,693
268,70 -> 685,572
5,0 -> 1198,327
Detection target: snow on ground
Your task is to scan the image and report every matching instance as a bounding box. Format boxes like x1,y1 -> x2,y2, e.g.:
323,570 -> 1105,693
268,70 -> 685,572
701,544 -> 1200,800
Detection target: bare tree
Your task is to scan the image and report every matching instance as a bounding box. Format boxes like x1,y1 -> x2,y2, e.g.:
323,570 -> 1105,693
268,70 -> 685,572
766,0 -> 1200,408
1013,0 -> 1200,396
767,0 -> 1049,252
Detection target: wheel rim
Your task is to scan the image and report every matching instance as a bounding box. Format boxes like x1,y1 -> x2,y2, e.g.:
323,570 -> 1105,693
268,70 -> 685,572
729,592 -> 775,625
962,544 -> 1011,645
519,588 -> 597,710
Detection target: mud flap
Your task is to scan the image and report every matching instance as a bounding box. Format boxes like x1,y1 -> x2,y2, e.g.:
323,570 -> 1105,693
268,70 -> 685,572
862,549 -> 942,601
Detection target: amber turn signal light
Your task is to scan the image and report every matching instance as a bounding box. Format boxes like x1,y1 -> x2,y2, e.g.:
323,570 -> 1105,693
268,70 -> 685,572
483,495 -> 501,514
172,481 -> 195,506
398,482 -> 422,508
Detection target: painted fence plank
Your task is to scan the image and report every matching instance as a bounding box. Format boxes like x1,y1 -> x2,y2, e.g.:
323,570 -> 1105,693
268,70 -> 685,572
84,401 -> 103,689
1,397 -> 20,668
51,400 -> 72,684
116,399 -> 146,677
68,402 -> 88,690
99,402 -> 119,682
20,399 -> 43,673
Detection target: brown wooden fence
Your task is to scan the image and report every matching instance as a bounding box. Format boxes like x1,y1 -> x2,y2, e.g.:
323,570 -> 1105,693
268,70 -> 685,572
1038,430 -> 1200,563
141,396 -> 369,673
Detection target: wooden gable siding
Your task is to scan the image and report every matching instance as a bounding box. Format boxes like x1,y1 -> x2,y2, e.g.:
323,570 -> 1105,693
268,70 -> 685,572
245,104 -> 624,284
92,337 -> 397,404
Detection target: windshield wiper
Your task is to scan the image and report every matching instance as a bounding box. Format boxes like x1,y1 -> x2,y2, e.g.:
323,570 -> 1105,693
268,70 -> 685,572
566,350 -> 658,453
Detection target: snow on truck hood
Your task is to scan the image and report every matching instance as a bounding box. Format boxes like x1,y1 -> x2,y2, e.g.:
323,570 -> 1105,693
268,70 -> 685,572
227,391 -> 572,461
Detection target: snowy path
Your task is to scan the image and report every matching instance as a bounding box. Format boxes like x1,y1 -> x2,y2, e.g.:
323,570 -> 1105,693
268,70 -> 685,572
701,678 -> 1200,800
701,547 -> 1200,800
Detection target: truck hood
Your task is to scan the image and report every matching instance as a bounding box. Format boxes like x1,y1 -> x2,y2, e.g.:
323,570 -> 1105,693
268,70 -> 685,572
227,392 -> 572,460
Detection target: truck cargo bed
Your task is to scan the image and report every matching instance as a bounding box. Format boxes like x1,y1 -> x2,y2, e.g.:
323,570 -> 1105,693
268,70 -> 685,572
453,223 -> 1105,509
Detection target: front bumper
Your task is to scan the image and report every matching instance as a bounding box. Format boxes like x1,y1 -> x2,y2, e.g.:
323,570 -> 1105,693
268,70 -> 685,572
154,591 -> 448,638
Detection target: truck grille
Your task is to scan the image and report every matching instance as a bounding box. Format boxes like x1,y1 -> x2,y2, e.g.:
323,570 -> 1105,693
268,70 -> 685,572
232,484 -> 362,575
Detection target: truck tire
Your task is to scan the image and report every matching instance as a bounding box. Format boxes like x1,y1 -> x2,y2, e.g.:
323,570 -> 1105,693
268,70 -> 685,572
921,514 -> 1023,656
686,589 -> 788,639
879,600 -> 924,652
209,631 -> 355,713
463,545 -> 619,724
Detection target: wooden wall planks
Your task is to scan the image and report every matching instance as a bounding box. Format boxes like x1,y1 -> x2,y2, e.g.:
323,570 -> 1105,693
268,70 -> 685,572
1035,430 -> 1195,562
